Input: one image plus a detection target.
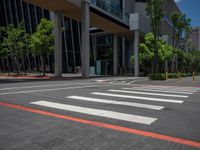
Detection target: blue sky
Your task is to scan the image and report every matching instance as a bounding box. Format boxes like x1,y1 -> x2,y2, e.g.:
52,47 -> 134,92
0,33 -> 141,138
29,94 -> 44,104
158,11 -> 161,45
175,0 -> 200,27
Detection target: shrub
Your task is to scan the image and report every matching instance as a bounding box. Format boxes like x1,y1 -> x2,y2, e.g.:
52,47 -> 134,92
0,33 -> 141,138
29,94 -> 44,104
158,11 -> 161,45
149,72 -> 196,80
149,74 -> 166,80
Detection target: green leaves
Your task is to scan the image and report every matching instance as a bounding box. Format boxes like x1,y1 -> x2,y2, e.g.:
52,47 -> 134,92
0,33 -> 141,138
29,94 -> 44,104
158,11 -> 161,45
29,18 -> 54,76
1,24 -> 27,58
145,0 -> 164,73
130,32 -> 173,71
29,18 -> 54,56
0,41 -> 7,58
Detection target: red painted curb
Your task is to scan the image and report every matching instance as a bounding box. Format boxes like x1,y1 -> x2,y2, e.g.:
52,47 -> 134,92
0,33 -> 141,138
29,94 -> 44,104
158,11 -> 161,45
0,75 -> 50,79
0,102 -> 200,148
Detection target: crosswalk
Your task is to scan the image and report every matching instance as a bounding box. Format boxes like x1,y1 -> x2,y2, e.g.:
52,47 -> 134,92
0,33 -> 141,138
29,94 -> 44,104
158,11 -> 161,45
30,84 -> 199,126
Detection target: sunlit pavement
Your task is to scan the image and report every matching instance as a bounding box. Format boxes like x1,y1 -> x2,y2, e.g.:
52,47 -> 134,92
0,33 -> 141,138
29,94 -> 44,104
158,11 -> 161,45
0,77 -> 200,150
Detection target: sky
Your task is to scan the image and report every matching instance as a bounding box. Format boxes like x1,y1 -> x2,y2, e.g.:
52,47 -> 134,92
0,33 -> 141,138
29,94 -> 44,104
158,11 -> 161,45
175,0 -> 200,27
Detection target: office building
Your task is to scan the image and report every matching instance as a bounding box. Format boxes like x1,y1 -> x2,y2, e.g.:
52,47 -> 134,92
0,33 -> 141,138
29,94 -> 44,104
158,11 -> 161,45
190,27 -> 200,50
0,0 -> 181,77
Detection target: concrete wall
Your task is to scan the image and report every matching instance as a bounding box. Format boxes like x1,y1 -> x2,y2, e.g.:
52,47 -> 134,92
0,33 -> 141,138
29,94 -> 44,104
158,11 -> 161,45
163,0 -> 181,19
124,0 -> 135,14
132,0 -> 180,44
190,27 -> 200,50
134,2 -> 148,19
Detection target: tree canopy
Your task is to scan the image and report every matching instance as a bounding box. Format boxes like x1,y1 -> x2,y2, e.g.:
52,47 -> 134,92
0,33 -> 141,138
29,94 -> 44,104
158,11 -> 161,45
29,18 -> 54,75
145,0 -> 164,73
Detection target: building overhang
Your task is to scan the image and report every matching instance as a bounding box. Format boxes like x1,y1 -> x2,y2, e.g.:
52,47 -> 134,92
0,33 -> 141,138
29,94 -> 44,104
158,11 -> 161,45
24,0 -> 133,39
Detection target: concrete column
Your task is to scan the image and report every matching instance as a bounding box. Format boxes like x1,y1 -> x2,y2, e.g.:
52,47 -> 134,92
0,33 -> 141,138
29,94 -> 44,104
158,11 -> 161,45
81,0 -> 90,78
53,12 -> 62,78
134,30 -> 139,77
113,34 -> 118,76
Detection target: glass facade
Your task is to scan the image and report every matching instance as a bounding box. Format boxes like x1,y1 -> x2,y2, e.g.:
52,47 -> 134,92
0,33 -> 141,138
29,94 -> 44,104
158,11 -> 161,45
0,0 -> 82,73
91,0 -> 129,24
0,0 -> 126,75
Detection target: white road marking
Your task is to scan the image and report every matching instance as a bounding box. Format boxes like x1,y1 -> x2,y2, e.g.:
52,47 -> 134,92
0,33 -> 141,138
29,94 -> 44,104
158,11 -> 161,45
131,86 -> 197,93
145,85 -> 200,91
31,101 -> 157,125
0,82 -> 96,91
122,88 -> 194,95
92,92 -> 184,104
131,84 -> 199,92
0,85 -> 107,95
67,96 -> 164,110
127,80 -> 137,84
145,86 -> 199,91
109,89 -> 188,98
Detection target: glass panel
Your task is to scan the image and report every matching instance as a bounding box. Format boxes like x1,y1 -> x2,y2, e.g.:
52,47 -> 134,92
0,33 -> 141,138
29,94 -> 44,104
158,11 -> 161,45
91,0 -> 129,24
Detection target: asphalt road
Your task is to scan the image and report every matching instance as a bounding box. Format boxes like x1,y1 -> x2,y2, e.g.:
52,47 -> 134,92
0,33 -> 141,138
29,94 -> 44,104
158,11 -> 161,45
0,77 -> 200,150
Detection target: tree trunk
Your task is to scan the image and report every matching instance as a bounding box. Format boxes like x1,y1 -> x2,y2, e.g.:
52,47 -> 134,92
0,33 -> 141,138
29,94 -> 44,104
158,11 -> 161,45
15,57 -> 21,75
175,56 -> 178,73
171,56 -> 175,74
6,57 -> 10,72
27,51 -> 31,71
165,60 -> 168,73
0,59 -> 3,73
153,36 -> 158,74
22,56 -> 26,72
42,55 -> 46,76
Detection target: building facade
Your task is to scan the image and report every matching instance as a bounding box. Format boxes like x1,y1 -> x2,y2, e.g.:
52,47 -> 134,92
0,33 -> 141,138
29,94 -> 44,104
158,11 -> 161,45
0,0 -> 181,77
190,27 -> 200,51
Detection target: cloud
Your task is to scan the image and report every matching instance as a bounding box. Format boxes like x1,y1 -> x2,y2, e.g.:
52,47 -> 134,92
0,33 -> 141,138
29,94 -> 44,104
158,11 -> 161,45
174,0 -> 182,3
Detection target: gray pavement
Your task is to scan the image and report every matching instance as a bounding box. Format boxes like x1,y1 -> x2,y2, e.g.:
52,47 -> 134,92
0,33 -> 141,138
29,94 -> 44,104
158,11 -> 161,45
0,77 -> 200,150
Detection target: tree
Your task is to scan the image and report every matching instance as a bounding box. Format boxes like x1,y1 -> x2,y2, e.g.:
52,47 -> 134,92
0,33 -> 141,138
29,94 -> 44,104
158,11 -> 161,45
170,12 -> 182,73
1,24 -> 26,74
182,15 -> 192,51
130,33 -> 172,74
170,12 -> 191,73
21,33 -> 31,71
158,41 -> 173,72
29,18 -> 54,76
145,0 -> 164,73
0,40 -> 7,72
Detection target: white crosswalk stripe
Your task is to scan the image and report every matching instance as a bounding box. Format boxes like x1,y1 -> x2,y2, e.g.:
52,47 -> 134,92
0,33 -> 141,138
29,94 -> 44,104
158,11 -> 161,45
67,96 -> 164,110
109,89 -> 188,98
122,88 -> 194,95
92,92 -> 184,103
31,101 -> 157,125
131,85 -> 197,92
145,85 -> 199,91
30,84 -> 193,126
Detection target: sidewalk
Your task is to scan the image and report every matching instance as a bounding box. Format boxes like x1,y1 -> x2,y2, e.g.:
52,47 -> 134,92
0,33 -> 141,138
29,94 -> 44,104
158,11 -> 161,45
138,76 -> 200,87
0,73 -> 149,84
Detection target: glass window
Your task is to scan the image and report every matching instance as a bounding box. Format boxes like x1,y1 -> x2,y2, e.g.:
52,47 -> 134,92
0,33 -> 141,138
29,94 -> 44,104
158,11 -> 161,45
0,0 -> 6,26
10,0 -> 17,26
16,0 -> 23,22
43,9 -> 50,19
22,2 -> 31,33
5,1 -> 12,24
36,6 -> 42,23
29,4 -> 36,32
72,20 -> 80,52
96,0 -> 122,19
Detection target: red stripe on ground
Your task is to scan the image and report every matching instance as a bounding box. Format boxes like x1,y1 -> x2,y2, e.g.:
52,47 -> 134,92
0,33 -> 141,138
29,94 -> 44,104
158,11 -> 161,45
0,101 -> 200,148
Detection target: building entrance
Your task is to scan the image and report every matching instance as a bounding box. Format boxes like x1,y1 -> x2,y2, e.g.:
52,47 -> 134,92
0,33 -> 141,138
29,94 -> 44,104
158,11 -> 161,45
95,34 -> 113,75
